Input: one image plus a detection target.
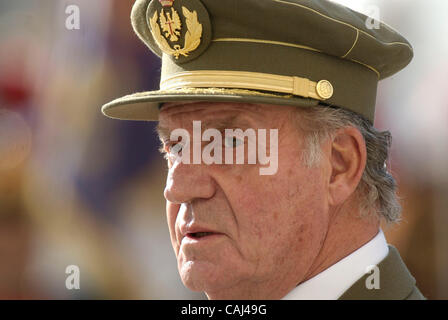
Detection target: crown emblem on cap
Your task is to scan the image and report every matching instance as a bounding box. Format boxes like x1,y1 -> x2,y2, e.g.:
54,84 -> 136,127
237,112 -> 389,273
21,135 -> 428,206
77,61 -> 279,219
158,0 -> 174,7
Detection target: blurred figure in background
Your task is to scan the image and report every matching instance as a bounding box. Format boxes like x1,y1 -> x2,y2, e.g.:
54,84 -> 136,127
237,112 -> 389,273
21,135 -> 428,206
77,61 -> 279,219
0,0 -> 202,299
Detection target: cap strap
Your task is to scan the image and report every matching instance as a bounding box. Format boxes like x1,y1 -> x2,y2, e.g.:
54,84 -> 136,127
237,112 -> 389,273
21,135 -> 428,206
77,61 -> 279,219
160,70 -> 333,100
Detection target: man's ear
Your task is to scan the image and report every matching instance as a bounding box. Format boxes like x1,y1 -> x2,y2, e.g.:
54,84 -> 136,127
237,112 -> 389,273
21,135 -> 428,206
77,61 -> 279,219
328,126 -> 367,206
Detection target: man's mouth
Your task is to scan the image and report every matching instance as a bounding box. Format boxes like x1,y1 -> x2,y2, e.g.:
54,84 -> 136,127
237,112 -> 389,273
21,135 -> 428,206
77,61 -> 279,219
180,224 -> 224,242
187,232 -> 215,239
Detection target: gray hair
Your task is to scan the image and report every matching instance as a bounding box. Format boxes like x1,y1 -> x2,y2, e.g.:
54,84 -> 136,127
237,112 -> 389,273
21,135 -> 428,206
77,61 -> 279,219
293,106 -> 401,224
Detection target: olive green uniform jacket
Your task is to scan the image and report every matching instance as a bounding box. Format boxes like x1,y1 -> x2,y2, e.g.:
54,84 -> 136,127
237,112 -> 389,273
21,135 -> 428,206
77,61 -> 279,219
339,246 -> 425,300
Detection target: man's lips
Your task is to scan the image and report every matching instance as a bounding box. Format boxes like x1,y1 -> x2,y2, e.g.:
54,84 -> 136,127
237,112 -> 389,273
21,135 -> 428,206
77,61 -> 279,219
186,232 -> 216,239
180,225 -> 224,240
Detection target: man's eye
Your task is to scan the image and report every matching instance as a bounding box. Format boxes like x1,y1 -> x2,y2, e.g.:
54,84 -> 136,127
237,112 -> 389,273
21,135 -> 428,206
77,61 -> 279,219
224,136 -> 243,148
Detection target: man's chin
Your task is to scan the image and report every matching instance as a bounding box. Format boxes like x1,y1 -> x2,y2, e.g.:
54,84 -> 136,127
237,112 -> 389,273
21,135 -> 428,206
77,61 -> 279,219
178,260 -> 234,293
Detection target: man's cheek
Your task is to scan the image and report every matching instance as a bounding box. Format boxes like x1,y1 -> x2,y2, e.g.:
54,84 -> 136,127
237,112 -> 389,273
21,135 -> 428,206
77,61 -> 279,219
233,222 -> 266,263
166,201 -> 180,225
166,202 -> 181,248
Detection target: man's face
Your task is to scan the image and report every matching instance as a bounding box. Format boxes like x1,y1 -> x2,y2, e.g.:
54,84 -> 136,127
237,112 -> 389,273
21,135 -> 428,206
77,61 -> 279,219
158,102 -> 331,299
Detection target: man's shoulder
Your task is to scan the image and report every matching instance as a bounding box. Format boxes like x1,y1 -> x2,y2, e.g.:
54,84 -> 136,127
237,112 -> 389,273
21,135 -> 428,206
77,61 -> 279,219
339,245 -> 426,300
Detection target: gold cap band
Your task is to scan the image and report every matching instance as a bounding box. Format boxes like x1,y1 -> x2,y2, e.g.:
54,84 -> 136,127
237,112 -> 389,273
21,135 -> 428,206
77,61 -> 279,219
160,70 -> 333,101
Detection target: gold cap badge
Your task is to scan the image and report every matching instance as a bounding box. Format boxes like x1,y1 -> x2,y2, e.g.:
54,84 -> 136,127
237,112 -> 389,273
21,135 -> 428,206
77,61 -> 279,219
147,0 -> 212,63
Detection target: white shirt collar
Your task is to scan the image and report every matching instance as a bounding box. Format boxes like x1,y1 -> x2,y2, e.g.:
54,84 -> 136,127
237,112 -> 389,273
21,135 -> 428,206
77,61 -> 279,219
282,229 -> 389,300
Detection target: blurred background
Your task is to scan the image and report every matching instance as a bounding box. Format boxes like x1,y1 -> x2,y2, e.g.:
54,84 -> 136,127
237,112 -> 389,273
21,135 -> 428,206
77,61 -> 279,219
0,0 -> 446,299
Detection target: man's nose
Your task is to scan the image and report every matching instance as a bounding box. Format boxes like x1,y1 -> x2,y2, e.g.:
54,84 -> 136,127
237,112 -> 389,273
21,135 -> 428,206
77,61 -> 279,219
164,160 -> 216,204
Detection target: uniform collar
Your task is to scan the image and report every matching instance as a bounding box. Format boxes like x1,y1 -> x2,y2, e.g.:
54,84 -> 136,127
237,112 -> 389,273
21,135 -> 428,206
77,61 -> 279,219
282,229 -> 389,300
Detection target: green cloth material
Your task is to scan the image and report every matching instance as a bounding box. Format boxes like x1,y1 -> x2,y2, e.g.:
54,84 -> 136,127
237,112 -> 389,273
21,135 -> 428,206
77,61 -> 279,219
339,246 -> 425,300
101,0 -> 413,122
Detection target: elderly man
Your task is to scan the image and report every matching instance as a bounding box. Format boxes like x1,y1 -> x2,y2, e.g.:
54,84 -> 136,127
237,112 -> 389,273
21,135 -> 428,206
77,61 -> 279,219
102,0 -> 424,300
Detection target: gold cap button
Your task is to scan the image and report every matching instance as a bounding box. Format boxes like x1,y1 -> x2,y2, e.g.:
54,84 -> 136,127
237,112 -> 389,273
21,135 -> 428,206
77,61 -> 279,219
316,80 -> 334,100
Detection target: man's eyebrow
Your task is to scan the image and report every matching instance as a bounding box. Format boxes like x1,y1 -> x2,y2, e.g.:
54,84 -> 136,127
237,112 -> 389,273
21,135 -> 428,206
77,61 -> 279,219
156,116 -> 255,142
202,116 -> 254,132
